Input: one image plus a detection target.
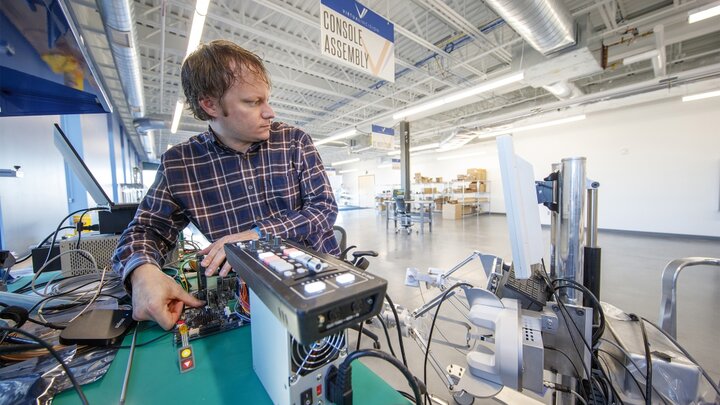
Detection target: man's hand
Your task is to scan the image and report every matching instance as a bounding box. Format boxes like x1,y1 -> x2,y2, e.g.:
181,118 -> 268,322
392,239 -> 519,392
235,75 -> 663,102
198,230 -> 259,277
130,264 -> 205,330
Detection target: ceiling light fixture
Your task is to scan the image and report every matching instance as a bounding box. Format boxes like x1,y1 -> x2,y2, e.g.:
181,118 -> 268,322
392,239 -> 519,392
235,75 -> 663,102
170,100 -> 184,134
338,169 -> 357,174
622,50 -> 659,65
314,129 -> 358,146
436,151 -> 486,161
477,114 -> 587,139
682,89 -> 720,102
688,2 -> 720,23
392,72 -> 524,120
387,142 -> 441,156
353,146 -> 373,153
332,158 -> 360,166
170,0 -> 210,134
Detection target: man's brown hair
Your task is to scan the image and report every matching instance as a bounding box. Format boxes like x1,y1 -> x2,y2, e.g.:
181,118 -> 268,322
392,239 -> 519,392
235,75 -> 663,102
181,40 -> 270,121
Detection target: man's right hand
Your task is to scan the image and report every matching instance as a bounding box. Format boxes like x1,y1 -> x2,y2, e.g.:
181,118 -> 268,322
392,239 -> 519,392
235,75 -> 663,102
129,264 -> 205,330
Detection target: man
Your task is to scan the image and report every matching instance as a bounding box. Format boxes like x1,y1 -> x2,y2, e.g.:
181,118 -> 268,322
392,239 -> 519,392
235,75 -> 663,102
112,40 -> 340,330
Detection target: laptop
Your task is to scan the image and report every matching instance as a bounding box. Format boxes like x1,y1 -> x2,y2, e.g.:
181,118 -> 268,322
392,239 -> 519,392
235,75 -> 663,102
53,123 -> 139,233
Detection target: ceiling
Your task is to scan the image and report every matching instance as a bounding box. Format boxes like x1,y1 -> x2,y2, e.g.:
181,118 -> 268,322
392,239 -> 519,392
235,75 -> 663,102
61,0 -> 720,164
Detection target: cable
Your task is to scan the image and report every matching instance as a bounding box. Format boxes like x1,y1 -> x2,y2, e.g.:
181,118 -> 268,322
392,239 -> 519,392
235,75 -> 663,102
544,346 -> 588,399
384,294 -> 408,368
355,321 -> 363,351
42,207 -> 107,268
552,278 -> 606,343
597,337 -> 671,404
640,316 -> 720,397
376,315 -> 397,359
540,261 -> 621,403
596,348 -> 648,402
637,316 -> 652,405
119,323 -> 139,405
337,349 -> 421,405
423,282 -> 472,405
0,326 -> 88,405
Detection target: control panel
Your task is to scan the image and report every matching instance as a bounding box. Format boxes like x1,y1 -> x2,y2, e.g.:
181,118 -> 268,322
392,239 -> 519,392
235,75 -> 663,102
224,236 -> 387,344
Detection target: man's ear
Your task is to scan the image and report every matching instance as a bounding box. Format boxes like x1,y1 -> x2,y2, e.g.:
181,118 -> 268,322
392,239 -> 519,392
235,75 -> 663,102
199,97 -> 219,119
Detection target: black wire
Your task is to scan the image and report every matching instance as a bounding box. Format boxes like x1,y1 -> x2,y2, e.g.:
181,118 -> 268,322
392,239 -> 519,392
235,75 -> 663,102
0,326 -> 89,405
640,316 -> 720,396
423,282 -> 472,405
42,207 -> 107,269
0,343 -> 45,353
384,294 -> 408,368
376,315 -> 397,359
552,278 -> 606,344
597,348 -> 648,402
115,332 -> 171,349
540,261 -> 622,404
544,346 -> 585,384
338,349 -> 422,405
638,317 -> 652,405
355,321 -> 363,351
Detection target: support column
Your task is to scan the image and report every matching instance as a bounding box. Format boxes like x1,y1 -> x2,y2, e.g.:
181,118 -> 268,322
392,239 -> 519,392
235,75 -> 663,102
400,120 -> 411,199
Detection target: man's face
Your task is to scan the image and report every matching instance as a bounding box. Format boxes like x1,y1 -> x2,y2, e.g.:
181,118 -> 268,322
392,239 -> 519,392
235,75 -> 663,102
202,71 -> 275,152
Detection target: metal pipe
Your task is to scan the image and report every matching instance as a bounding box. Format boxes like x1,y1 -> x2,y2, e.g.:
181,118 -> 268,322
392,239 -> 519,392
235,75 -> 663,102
586,187 -> 599,247
400,120 -> 411,199
556,157 -> 586,305
549,163 -> 561,279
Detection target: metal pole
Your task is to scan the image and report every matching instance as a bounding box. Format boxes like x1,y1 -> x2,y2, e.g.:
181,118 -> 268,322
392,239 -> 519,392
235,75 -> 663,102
399,120 -> 411,199
556,157 -> 586,305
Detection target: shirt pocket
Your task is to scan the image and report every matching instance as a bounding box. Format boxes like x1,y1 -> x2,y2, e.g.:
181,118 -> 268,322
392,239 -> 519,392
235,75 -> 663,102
266,170 -> 301,212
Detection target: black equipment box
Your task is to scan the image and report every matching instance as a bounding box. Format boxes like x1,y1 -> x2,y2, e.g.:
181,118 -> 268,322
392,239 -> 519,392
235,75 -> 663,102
225,237 -> 387,345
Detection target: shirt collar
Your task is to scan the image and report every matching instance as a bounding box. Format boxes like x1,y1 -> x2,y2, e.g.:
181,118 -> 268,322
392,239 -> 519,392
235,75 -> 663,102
206,127 -> 264,155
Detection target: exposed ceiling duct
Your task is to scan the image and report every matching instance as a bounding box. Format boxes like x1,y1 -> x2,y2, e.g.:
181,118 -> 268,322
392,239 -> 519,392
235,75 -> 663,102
484,0 -> 576,55
98,0 -> 145,118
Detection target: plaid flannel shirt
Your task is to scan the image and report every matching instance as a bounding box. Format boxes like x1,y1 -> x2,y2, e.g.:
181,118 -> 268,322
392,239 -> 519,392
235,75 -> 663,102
112,121 -> 339,282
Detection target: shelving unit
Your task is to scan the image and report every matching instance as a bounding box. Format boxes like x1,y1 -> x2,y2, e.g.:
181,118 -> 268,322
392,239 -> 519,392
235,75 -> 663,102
444,180 -> 491,217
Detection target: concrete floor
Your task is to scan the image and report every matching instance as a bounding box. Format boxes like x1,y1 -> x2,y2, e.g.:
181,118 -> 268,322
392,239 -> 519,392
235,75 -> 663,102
336,208 -> 720,403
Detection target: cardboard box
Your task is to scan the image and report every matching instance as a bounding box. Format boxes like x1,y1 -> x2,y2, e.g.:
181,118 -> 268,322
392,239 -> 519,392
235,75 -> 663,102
442,203 -> 462,219
466,168 -> 487,181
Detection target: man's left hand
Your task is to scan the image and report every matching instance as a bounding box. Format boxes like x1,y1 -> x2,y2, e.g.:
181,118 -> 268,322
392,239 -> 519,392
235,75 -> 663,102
199,230 -> 259,276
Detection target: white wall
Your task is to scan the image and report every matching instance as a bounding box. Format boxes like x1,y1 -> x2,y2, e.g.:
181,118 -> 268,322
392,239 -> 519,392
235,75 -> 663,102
0,115 -> 68,253
339,95 -> 720,237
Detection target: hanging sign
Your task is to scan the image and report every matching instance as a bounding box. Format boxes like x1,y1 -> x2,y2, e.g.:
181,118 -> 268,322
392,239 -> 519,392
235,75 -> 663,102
320,0 -> 395,82
371,124 -> 394,150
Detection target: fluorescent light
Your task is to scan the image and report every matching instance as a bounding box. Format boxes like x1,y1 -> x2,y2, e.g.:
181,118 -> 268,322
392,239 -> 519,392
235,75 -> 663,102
436,151 -> 486,161
392,72 -> 524,120
339,169 -> 357,174
477,115 -> 587,139
622,50 -> 659,65
185,0 -> 210,58
387,142 -> 441,156
314,129 -> 358,146
171,1 -> 209,135
332,158 -> 360,166
682,90 -> 720,102
689,2 -> 720,23
353,146 -> 373,153
170,100 -> 184,134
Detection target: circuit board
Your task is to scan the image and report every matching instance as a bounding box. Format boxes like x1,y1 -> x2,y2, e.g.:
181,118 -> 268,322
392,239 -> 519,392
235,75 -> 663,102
173,274 -> 248,344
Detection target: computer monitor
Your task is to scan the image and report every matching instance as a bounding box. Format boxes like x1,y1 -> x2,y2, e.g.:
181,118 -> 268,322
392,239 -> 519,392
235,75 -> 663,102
496,135 -> 544,280
53,123 -> 114,208
53,123 -> 138,234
